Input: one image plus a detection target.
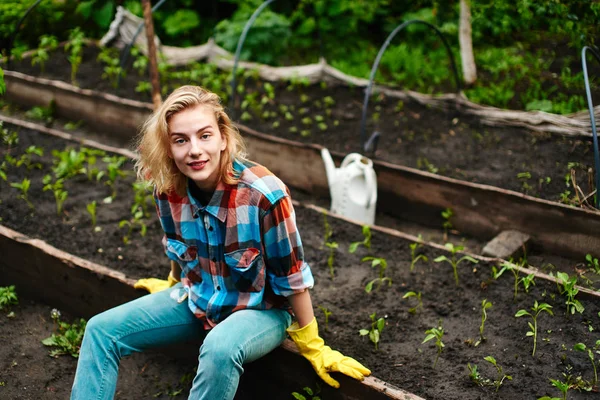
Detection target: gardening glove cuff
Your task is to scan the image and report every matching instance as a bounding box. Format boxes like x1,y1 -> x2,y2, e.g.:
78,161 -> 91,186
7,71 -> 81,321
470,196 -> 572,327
287,317 -> 371,388
134,271 -> 179,294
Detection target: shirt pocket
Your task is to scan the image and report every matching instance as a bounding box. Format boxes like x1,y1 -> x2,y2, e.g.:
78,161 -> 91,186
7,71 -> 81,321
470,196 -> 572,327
224,247 -> 265,293
165,238 -> 199,273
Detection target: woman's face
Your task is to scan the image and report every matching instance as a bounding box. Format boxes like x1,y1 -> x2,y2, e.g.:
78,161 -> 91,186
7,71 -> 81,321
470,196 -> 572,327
168,105 -> 227,192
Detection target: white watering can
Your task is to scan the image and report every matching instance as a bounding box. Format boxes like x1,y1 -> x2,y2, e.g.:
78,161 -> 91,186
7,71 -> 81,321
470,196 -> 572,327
321,148 -> 377,225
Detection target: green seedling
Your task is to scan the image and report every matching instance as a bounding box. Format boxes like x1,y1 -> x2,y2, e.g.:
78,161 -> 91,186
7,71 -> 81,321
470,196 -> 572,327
11,145 -> 43,170
131,180 -> 154,218
467,363 -> 487,386
520,273 -> 536,293
544,376 -> 569,400
409,234 -> 428,271
434,243 -> 478,286
493,260 -> 522,300
362,256 -> 391,293
82,147 -> 106,181
324,241 -> 338,279
42,176 -> 67,215
97,47 -> 125,89
65,27 -> 85,85
517,171 -> 533,193
322,213 -> 332,245
573,340 -> 600,385
484,356 -> 512,392
422,321 -> 445,368
515,300 -> 553,356
42,308 -> 86,358
403,291 -> 423,314
52,148 -> 86,179
130,46 -> 148,76
119,210 -> 147,244
86,201 -> 98,227
441,207 -> 453,240
475,299 -> 492,346
317,305 -> 332,332
349,225 -> 372,253
102,155 -> 128,199
1,123 -> 18,147
586,253 -> 599,274
556,272 -> 584,315
359,312 -> 385,350
10,178 -> 33,209
31,35 -> 58,74
291,384 -> 321,400
0,285 -> 18,310
25,102 -> 56,125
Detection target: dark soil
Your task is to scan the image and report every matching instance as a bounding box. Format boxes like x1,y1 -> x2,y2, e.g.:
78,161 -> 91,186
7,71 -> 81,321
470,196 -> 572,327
5,45 -> 597,207
2,124 -> 600,400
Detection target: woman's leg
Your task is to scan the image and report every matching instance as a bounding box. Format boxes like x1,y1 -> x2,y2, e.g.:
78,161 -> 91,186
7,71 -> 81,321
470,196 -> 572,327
71,284 -> 203,400
188,308 -> 292,400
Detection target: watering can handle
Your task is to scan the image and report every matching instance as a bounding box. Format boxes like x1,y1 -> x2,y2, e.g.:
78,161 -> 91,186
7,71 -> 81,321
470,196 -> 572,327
340,153 -> 363,168
365,167 -> 377,209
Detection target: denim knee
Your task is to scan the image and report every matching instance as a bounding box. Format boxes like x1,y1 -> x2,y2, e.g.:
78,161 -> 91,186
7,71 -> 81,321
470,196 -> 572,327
199,331 -> 244,370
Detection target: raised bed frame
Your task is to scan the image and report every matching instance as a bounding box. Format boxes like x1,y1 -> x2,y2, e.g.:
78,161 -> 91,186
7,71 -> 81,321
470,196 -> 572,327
4,71 -> 600,260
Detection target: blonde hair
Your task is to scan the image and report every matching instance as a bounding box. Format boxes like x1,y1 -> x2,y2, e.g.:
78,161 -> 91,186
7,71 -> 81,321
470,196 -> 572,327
135,85 -> 247,196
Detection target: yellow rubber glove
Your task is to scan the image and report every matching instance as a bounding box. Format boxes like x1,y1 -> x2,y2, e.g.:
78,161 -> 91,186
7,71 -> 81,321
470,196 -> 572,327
287,317 -> 371,388
134,272 -> 179,294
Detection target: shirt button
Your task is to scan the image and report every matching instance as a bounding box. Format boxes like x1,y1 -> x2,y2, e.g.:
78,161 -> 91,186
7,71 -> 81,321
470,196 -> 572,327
212,257 -> 216,262
208,226 -> 213,231
216,285 -> 221,291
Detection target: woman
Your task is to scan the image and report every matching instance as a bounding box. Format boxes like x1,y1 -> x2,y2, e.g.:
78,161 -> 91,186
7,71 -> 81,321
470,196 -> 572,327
71,85 -> 370,399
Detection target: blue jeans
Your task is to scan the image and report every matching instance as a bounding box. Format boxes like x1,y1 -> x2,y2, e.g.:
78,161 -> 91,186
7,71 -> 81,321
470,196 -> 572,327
71,283 -> 292,400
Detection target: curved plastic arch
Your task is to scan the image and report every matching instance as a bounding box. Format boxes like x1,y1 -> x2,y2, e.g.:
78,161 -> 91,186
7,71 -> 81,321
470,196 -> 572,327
5,0 -> 44,70
581,46 -> 600,209
359,19 -> 461,152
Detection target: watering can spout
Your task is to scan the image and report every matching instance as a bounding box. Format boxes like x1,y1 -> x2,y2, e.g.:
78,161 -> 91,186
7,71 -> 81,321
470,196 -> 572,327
321,148 -> 337,198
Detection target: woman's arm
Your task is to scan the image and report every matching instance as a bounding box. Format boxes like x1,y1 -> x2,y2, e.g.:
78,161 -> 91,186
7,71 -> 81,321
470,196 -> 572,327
288,289 -> 315,327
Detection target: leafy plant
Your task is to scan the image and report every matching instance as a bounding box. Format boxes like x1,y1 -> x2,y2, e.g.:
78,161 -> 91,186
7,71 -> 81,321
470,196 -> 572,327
403,291 -> 422,314
349,225 -> 372,253
322,212 -> 332,245
573,340 -> 600,385
539,377 -> 570,400
102,155 -> 128,199
97,46 -> 125,89
515,300 -> 554,356
31,34 -> 58,74
51,148 -> 87,180
359,312 -> 385,350
362,256 -> 391,293
42,176 -> 68,216
317,305 -> 332,332
10,178 -> 33,209
441,207 -> 453,240
520,273 -> 536,293
409,234 -> 428,272
467,363 -> 488,386
493,260 -> 522,300
42,308 -> 86,358
25,102 -> 56,125
422,321 -> 445,368
475,299 -> 492,346
0,285 -> 18,310
434,243 -> 478,286
119,209 -> 147,244
65,27 -> 85,85
556,272 -> 584,315
586,253 -> 599,274
484,356 -> 512,392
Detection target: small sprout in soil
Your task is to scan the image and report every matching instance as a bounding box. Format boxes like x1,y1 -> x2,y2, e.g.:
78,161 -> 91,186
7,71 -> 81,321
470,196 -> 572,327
394,100 -> 405,112
0,285 -> 18,311
362,256 -> 391,293
131,180 -> 154,218
65,27 -> 85,86
517,171 -> 533,193
42,308 -> 86,358
324,241 -> 338,279
130,46 -> 148,76
10,178 -> 33,209
240,111 -> 252,122
284,111 -> 294,121
1,123 -> 19,147
409,234 -> 428,272
467,363 -> 488,386
359,312 -> 385,350
417,157 -> 438,174
475,299 -> 492,347
484,356 -> 512,392
515,300 -> 553,356
434,243 -> 478,286
87,201 -> 98,227
119,210 -> 147,244
291,384 -> 321,400
556,271 -> 584,315
542,376 -> 570,400
289,126 -> 298,133
300,129 -> 311,137
422,321 -> 445,368
403,291 -> 423,314
322,213 -> 333,245
317,122 -> 328,131
317,305 -> 332,332
493,260 -> 523,301
441,207 -> 453,241
32,35 -> 58,74
25,102 -> 56,125
103,155 -> 128,199
301,117 -> 313,126
349,225 -> 372,253
42,177 -> 67,216
52,148 -> 86,179
586,253 -> 599,274
520,273 -> 536,293
271,120 -> 280,129
323,96 -> 335,108
573,340 -> 600,385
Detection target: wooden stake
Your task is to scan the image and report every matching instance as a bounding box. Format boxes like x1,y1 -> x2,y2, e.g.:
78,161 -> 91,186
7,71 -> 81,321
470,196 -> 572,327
141,0 -> 161,110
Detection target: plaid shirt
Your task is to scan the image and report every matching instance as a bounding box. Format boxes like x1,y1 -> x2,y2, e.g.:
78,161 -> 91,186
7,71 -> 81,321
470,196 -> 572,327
154,159 -> 314,329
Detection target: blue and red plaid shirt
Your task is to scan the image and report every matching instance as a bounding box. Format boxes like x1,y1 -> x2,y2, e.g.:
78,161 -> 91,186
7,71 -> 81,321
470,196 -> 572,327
154,159 -> 314,329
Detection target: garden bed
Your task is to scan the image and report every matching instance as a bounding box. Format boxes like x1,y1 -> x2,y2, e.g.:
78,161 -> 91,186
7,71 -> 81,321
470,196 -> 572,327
2,122 -> 600,400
